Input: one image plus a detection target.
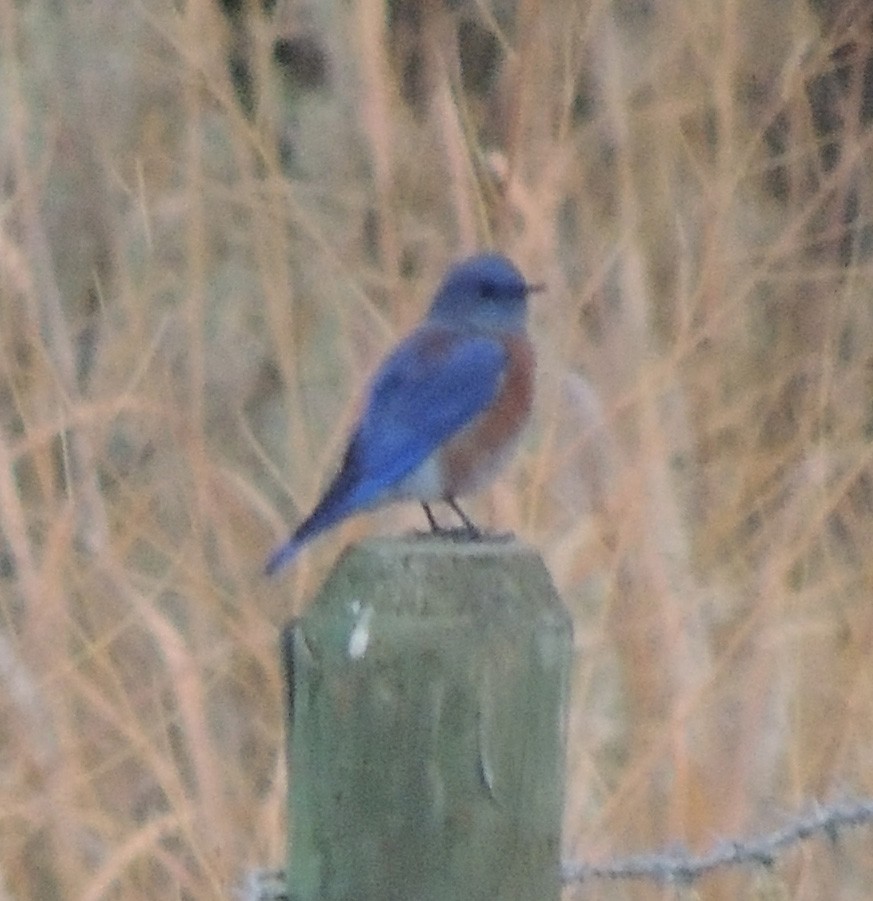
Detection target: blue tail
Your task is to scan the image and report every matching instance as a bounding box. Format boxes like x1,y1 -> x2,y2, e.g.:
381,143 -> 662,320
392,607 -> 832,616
264,493 -> 355,575
264,438 -> 387,576
264,537 -> 306,576
264,499 -> 349,574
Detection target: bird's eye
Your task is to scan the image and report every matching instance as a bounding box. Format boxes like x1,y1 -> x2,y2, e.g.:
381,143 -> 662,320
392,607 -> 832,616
479,280 -> 498,299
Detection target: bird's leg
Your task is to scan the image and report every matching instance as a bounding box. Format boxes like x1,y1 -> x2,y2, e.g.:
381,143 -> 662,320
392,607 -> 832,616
420,499 -> 507,544
421,502 -> 442,533
446,497 -> 482,539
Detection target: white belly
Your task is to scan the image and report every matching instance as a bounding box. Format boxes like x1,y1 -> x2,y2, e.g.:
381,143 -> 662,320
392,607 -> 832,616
390,453 -> 445,501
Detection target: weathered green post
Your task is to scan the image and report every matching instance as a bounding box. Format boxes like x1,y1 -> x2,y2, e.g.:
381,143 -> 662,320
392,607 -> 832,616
282,537 -> 572,901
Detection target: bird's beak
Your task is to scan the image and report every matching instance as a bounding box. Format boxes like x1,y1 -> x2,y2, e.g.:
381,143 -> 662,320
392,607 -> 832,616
526,282 -> 547,295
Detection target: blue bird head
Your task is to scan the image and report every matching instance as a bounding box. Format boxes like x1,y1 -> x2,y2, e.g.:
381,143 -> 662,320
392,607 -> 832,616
427,253 -> 543,331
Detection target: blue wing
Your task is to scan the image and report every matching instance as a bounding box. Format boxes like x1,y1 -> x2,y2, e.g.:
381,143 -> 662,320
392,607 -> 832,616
264,327 -> 506,574
355,329 -> 506,484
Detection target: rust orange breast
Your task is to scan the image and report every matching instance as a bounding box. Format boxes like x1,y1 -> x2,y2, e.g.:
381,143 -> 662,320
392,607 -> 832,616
440,333 -> 534,496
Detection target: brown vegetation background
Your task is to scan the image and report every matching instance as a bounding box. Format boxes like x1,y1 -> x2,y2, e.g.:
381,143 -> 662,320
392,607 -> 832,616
2,0 -> 873,897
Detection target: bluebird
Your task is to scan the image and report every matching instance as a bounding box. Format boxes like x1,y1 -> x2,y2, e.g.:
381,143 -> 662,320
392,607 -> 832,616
265,252 -> 542,575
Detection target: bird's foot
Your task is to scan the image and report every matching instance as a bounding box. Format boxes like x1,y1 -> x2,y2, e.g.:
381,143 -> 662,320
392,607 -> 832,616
410,526 -> 514,544
411,525 -> 470,542
417,500 -> 514,544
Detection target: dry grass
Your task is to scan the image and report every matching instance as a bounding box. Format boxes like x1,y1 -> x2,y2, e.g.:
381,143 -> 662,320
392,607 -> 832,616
2,0 -> 873,898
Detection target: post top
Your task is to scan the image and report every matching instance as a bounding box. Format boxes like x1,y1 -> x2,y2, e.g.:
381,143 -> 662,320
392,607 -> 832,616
356,532 -> 539,559
303,535 -> 569,624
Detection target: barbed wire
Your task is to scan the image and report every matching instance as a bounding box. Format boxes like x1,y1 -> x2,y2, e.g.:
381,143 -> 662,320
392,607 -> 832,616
244,798 -> 873,899
561,798 -> 873,885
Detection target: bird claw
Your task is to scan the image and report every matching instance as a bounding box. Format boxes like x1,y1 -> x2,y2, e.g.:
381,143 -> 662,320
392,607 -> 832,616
410,527 -> 515,545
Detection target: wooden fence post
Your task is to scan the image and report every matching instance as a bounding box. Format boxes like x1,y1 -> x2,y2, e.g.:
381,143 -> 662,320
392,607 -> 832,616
281,537 -> 573,901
